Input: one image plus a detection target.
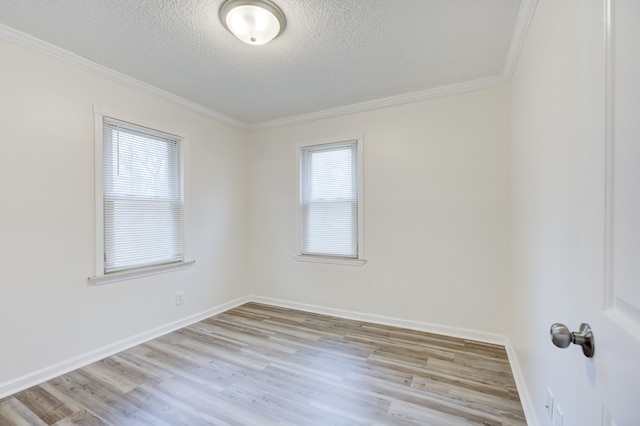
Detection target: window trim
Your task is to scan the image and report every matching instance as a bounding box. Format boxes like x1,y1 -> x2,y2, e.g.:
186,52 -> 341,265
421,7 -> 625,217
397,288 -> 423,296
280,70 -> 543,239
294,136 -> 366,266
89,107 -> 193,284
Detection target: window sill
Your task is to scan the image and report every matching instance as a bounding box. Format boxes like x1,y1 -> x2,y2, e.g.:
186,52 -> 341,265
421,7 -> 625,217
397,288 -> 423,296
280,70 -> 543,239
88,260 -> 195,285
292,255 -> 367,266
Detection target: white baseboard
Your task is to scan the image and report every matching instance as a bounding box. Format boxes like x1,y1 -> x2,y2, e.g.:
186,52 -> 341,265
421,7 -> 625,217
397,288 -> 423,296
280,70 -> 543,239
0,295 -> 250,399
249,295 -> 507,345
504,339 -> 540,426
250,295 -> 537,425
1,294 -> 537,426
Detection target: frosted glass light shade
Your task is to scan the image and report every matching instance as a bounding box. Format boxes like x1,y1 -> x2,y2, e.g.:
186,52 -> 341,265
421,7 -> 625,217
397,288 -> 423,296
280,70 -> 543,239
220,0 -> 286,45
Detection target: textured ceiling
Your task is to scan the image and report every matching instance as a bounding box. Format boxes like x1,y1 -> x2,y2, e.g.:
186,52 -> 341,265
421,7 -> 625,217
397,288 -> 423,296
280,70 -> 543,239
0,0 -> 531,127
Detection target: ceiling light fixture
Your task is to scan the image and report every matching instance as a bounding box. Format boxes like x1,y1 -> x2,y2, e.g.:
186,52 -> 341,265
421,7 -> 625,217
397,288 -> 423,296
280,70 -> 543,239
219,0 -> 286,45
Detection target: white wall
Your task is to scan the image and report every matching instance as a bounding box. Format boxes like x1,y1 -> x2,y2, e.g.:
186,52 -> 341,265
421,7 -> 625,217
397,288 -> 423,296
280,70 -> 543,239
0,30 -> 514,398
247,87 -> 511,336
0,38 -> 249,392
2,4 -> 599,422
509,0 -> 586,424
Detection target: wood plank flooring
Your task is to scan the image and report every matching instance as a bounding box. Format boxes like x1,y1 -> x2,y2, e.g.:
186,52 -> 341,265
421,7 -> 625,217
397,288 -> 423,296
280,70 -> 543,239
0,303 -> 527,425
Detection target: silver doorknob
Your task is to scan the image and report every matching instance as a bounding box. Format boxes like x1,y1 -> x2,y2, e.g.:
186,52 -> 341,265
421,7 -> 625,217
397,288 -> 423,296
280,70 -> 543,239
550,323 -> 595,358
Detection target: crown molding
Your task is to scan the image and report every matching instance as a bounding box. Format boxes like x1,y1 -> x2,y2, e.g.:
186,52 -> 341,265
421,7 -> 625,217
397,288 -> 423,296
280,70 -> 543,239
502,0 -> 538,81
248,74 -> 508,130
0,23 -> 247,129
248,0 -> 538,130
1,0 -> 537,132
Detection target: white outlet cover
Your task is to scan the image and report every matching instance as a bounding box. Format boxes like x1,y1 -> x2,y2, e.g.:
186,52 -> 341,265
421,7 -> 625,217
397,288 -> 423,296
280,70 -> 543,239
546,388 -> 554,420
553,404 -> 564,426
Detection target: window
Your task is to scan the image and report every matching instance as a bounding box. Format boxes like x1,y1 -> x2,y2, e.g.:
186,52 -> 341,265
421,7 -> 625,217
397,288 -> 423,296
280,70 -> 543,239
296,138 -> 365,265
90,112 -> 192,284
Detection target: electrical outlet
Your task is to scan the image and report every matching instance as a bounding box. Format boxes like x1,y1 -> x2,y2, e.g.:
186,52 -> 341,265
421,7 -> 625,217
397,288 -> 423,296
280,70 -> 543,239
176,291 -> 184,306
553,404 -> 563,426
545,388 -> 554,421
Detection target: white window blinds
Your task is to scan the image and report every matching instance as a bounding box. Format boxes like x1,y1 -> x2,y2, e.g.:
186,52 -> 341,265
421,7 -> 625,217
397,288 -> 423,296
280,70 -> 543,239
102,118 -> 184,273
300,141 -> 358,258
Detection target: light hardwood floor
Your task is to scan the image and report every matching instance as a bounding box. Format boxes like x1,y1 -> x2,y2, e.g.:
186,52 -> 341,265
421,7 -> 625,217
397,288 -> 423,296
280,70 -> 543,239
0,303 -> 527,425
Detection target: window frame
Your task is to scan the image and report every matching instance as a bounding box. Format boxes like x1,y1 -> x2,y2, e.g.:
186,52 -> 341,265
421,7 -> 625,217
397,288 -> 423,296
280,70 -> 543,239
293,136 -> 366,266
89,108 -> 193,285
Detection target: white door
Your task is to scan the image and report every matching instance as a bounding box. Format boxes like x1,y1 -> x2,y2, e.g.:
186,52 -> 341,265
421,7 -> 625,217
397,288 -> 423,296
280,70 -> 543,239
577,1 -> 640,424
